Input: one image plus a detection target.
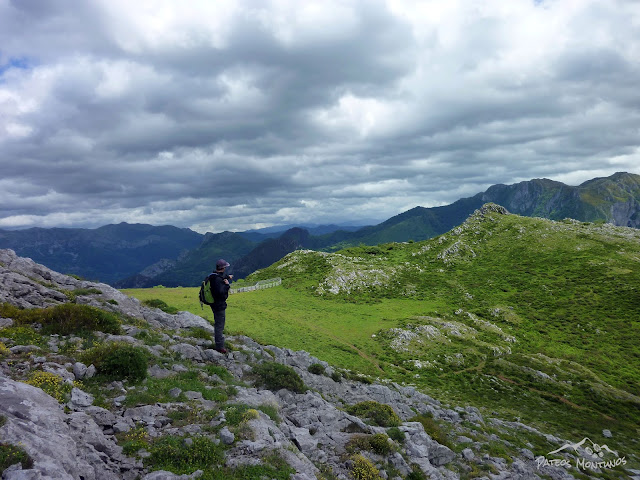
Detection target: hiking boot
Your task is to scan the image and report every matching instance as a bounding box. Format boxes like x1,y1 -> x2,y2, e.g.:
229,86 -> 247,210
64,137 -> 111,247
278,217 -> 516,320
215,347 -> 228,354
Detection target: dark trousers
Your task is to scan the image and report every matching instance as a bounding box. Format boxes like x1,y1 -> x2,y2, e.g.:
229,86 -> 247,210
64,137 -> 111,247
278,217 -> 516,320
212,308 -> 226,350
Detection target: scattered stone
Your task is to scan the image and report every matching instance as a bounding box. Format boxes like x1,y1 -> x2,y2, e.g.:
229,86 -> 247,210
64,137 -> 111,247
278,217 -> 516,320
70,387 -> 94,407
149,364 -> 176,379
0,318 -> 14,328
73,362 -> 88,379
85,364 -> 96,378
220,427 -> 235,445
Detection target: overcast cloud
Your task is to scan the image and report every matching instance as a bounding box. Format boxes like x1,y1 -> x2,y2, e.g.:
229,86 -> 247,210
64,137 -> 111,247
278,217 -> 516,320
1,0 -> 639,233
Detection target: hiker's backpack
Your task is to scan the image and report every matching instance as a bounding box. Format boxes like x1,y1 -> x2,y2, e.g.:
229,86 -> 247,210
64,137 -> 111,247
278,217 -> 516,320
199,275 -> 215,307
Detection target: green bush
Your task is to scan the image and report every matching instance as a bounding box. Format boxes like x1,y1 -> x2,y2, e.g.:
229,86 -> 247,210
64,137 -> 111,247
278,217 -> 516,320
409,413 -> 451,448
146,435 -> 223,474
405,466 -> 428,480
0,302 -> 122,336
368,433 -> 392,455
386,426 -> 405,443
204,364 -> 234,383
40,304 -> 121,335
224,404 -> 260,426
257,404 -> 281,423
24,370 -> 73,403
252,362 -> 306,393
186,326 -> 213,341
65,288 -> 103,301
0,325 -> 45,348
308,363 -> 326,375
81,342 -> 148,381
204,453 -> 295,480
142,299 -> 178,314
346,401 -> 401,427
346,433 -> 392,456
0,442 -> 33,471
350,454 -> 381,480
119,426 -> 149,455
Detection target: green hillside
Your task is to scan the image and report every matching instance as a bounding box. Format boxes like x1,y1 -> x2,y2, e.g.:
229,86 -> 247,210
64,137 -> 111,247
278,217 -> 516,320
126,204 -> 640,461
248,206 -> 640,443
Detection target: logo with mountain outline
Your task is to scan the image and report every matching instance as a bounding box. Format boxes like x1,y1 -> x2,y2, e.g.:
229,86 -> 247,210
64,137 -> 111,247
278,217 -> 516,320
548,437 -> 618,458
536,436 -> 627,471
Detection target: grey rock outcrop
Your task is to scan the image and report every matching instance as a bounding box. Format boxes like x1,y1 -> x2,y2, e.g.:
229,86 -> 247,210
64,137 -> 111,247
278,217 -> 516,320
0,376 -> 137,480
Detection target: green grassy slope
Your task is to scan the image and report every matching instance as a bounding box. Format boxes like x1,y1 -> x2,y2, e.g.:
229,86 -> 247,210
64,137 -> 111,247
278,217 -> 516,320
125,204 -> 640,460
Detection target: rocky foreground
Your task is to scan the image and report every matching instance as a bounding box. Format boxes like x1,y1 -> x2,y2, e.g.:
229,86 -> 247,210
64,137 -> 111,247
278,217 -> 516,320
0,248 -> 634,480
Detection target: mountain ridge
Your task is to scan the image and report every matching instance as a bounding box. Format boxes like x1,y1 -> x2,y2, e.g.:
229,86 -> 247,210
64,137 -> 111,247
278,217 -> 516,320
1,172 -> 638,286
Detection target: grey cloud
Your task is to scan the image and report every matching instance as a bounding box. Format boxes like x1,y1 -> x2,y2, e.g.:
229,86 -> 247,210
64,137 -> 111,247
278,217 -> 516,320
1,1 -> 639,232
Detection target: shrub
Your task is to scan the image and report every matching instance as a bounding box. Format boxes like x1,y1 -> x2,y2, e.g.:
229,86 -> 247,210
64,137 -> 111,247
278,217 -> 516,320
204,454 -> 295,480
308,363 -> 326,375
224,404 -> 260,426
346,433 -> 392,456
346,401 -> 401,427
66,288 -> 103,302
252,362 -> 306,393
142,299 -> 178,314
1,302 -> 122,337
23,370 -> 72,403
186,326 -> 213,341
146,435 -> 223,474
38,304 -> 121,335
0,325 -> 45,348
120,426 -> 149,455
409,413 -> 451,448
0,442 -> 33,471
204,364 -> 234,383
81,343 -> 148,381
368,433 -> 392,455
257,404 -> 281,423
405,465 -> 428,480
386,426 -> 405,443
350,454 -> 381,480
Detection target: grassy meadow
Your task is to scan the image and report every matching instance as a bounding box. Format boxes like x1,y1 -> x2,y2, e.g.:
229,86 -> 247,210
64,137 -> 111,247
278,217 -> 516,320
123,206 -> 640,464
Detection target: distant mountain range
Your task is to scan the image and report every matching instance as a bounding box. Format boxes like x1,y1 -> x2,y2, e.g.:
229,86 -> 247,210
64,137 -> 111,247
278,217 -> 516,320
0,223 -> 203,284
0,172 -> 638,287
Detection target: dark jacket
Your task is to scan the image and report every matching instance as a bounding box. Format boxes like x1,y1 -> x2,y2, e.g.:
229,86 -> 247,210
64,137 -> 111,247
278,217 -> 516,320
210,272 -> 231,312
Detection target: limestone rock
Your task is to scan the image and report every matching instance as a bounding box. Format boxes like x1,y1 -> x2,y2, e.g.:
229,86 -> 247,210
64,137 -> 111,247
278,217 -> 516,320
0,375 -> 132,479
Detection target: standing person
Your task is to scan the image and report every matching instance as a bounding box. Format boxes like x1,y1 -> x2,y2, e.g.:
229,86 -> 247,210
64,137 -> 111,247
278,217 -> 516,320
210,259 -> 233,353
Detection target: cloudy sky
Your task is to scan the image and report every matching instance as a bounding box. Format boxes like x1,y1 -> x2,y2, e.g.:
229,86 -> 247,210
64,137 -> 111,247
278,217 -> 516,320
1,0 -> 639,233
